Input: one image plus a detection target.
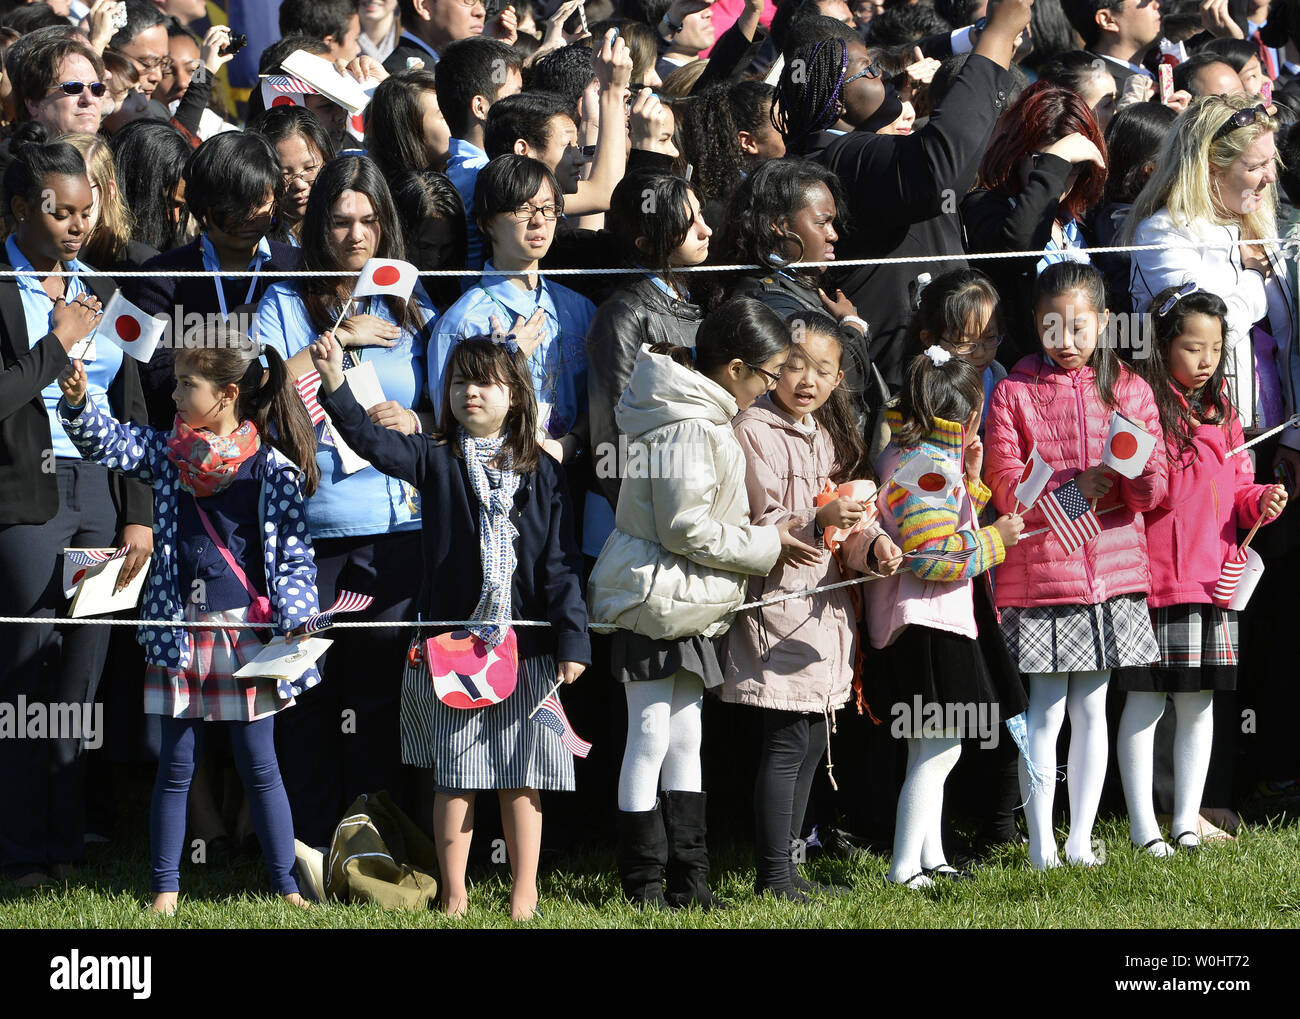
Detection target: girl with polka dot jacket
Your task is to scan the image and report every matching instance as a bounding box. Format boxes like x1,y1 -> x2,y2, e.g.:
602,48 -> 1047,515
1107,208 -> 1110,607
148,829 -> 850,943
57,324 -> 322,914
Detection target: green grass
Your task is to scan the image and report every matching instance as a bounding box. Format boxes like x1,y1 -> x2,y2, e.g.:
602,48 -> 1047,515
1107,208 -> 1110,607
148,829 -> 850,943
4,818 -> 1300,929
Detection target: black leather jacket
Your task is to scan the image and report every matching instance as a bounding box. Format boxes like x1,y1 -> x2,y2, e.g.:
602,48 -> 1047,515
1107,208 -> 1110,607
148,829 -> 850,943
586,275 -> 703,506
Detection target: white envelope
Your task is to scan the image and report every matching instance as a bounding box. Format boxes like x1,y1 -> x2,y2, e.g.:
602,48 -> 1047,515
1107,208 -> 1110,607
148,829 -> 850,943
66,552 -> 149,617
234,636 -> 333,681
327,361 -> 388,476
280,50 -> 371,114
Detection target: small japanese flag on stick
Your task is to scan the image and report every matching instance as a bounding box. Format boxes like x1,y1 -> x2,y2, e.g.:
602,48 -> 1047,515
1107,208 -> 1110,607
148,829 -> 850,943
94,292 -> 167,362
353,258 -> 418,302
1014,441 -> 1055,512
891,452 -> 962,508
1101,412 -> 1157,479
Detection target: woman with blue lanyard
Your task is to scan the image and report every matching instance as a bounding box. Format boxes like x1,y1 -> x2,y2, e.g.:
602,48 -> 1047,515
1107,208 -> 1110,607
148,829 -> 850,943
429,155 -> 594,468
256,154 -> 438,849
0,140 -> 151,887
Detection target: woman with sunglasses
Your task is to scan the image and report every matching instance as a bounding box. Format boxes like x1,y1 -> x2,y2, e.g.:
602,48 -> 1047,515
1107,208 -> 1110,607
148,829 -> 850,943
961,80 -> 1108,365
6,34 -> 106,140
429,155 -> 595,467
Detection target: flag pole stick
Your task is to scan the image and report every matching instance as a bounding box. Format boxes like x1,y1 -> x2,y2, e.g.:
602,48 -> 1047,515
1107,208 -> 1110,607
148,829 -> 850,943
328,273 -> 363,336
528,677 -> 565,719
1013,500 -> 1022,516
1239,512 -> 1266,554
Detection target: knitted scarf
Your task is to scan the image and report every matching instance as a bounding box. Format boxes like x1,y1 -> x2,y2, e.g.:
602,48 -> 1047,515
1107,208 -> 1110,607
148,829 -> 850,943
166,417 -> 260,498
460,428 -> 520,648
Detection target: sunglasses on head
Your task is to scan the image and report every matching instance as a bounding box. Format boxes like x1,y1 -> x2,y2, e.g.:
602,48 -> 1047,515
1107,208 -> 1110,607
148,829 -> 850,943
52,80 -> 107,98
1213,104 -> 1271,141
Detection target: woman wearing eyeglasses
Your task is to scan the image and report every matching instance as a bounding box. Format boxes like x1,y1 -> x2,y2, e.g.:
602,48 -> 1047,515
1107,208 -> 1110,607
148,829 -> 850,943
960,81 -> 1108,367
249,105 -> 339,246
429,155 -> 595,466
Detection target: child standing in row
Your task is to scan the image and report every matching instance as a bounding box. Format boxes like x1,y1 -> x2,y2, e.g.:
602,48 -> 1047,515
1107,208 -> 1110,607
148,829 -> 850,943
1118,286 -> 1286,854
58,325 -> 322,914
723,314 -> 902,902
863,349 -> 1025,888
985,262 -> 1168,870
588,298 -> 821,909
311,332 -> 590,922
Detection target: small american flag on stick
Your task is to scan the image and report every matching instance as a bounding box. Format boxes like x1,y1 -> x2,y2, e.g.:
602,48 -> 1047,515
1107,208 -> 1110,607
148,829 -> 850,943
533,691 -> 591,758
1212,549 -> 1249,608
1040,479 -> 1101,554
298,590 -> 374,635
65,546 -> 131,567
294,370 -> 327,426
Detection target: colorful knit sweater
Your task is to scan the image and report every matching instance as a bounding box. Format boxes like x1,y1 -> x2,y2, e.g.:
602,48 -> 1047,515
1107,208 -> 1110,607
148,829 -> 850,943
882,408 -> 1006,583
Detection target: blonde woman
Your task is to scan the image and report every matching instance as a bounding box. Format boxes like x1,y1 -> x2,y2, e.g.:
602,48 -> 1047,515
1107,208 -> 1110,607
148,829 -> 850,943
60,132 -> 154,270
1127,94 -> 1298,450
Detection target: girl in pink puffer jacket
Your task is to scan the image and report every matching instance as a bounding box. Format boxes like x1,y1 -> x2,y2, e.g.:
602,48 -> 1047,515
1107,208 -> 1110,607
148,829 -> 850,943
1116,286 -> 1286,855
984,262 -> 1168,871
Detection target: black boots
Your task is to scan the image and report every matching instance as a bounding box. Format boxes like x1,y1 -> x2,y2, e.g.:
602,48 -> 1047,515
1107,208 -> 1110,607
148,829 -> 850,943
662,790 -> 718,910
616,804 -> 669,909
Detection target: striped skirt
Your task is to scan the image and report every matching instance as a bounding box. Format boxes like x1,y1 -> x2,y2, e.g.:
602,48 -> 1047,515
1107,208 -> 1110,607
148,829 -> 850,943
1115,603 -> 1239,692
400,640 -> 575,792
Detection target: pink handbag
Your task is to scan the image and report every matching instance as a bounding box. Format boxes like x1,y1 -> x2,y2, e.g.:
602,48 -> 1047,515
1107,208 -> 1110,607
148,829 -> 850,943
409,628 -> 519,709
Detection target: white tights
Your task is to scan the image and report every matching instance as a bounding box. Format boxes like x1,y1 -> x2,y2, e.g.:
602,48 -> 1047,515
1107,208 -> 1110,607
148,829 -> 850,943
617,672 -> 704,812
888,736 -> 961,884
1117,691 -> 1214,851
1018,670 -> 1110,870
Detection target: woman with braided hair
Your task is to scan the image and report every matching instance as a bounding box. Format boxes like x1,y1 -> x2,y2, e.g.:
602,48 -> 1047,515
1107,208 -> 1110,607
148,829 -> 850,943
771,0 -> 1032,390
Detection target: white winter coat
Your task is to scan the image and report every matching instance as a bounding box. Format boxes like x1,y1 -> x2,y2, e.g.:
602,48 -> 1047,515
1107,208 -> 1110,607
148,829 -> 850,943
587,347 -> 782,640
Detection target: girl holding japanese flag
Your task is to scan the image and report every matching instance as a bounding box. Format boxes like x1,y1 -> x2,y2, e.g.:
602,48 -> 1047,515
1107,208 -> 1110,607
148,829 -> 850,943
1118,285 -> 1285,854
864,348 -> 1026,889
255,155 -> 438,849
984,261 -> 1167,871
55,322 -> 321,915
721,312 -> 902,902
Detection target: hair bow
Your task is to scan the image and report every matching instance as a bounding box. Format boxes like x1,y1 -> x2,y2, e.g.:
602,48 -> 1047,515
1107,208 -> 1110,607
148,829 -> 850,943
924,344 -> 952,366
1157,281 -> 1199,317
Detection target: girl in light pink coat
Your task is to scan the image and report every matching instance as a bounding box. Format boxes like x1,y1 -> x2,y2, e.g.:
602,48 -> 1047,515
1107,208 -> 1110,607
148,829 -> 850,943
984,262 -> 1168,871
1117,285 -> 1286,855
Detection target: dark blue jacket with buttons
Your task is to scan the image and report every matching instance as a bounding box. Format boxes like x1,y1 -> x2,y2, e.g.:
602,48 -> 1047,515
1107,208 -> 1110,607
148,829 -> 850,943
320,381 -> 591,666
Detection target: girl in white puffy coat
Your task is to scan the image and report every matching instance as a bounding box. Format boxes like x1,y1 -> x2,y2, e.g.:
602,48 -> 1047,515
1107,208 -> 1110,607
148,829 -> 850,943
587,297 -> 820,909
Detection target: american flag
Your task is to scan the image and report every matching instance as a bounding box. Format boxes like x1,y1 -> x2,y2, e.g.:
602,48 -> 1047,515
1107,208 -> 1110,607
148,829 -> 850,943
262,74 -> 316,95
294,371 -> 327,426
1040,479 -> 1101,554
1212,549 -> 1249,607
905,545 -> 978,563
65,545 -> 131,567
533,692 -> 591,758
300,590 -> 375,635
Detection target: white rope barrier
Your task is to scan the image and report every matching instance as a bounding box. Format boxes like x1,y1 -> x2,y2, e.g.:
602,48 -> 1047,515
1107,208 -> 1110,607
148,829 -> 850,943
4,236 -> 1297,277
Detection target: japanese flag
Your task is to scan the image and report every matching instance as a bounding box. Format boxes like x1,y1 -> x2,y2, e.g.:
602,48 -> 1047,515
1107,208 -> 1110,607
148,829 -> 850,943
94,292 -> 166,361
353,258 -> 418,302
891,452 -> 962,508
1102,412 -> 1157,479
259,76 -> 310,110
1014,441 -> 1055,509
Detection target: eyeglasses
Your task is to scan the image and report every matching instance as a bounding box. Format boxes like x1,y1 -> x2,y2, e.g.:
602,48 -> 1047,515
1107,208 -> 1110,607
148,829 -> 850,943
451,0 -> 485,7
510,203 -> 561,221
948,335 -> 1004,355
1213,104 -> 1271,141
49,80 -> 107,99
843,60 -> 883,86
746,362 -> 784,384
127,53 -> 173,74
282,164 -> 321,185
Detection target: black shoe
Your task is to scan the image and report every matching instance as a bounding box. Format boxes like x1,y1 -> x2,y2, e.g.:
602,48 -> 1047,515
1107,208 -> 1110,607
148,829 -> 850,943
662,790 -> 719,911
755,882 -> 811,904
616,805 -> 670,910
790,863 -> 850,897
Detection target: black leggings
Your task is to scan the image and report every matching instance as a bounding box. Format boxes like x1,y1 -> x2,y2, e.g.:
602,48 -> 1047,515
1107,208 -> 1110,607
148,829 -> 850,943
753,709 -> 828,889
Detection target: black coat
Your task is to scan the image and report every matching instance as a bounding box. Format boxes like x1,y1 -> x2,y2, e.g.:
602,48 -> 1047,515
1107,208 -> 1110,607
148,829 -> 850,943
960,151 -> 1078,365
320,381 -> 591,666
125,238 -> 303,429
585,275 -> 703,507
804,52 -> 1012,390
0,260 -> 151,527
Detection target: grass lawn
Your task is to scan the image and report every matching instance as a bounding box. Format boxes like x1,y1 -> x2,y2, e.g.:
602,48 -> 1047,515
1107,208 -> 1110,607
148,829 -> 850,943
3,816 -> 1300,929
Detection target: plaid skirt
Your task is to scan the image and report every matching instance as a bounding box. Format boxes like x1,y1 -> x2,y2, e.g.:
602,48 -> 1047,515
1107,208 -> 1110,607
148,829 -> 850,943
144,606 -> 294,722
400,639 -> 575,792
1115,603 -> 1239,692
999,594 -> 1159,674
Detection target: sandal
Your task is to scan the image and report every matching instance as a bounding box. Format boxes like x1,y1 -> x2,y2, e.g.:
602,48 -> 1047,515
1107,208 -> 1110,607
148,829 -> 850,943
1133,837 -> 1173,857
887,872 -> 934,890
923,864 -> 975,882
1172,831 -> 1201,853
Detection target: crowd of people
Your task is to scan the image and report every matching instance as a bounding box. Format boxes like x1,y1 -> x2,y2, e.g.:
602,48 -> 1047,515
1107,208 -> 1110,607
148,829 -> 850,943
2,0 -> 1300,922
